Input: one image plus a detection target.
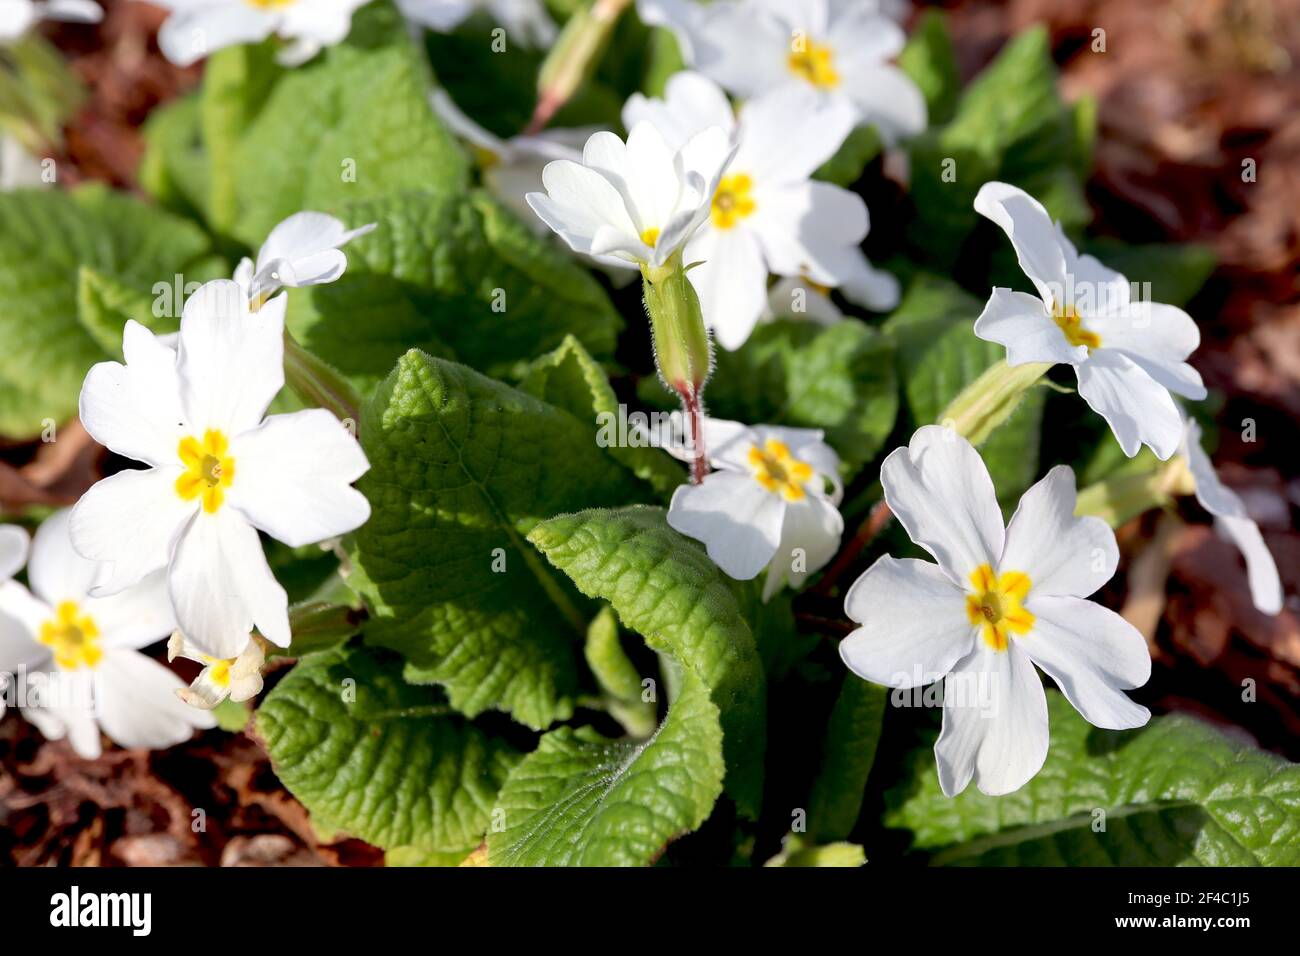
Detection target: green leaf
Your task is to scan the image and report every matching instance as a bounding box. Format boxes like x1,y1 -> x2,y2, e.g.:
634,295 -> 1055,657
349,351 -> 650,729
257,645 -> 519,853
385,846 -> 475,867
0,34 -> 85,151
528,505 -> 766,819
231,2 -> 469,246
907,27 -> 1088,268
0,187 -> 213,438
487,668 -> 724,866
647,320 -> 897,479
883,275 -> 1044,506
139,95 -> 212,225
885,692 -> 1300,866
211,698 -> 251,733
584,605 -> 657,738
806,674 -> 887,842
199,41 -> 283,233
76,268 -> 169,355
520,335 -> 683,498
898,10 -> 960,126
815,125 -> 882,187
287,189 -> 623,392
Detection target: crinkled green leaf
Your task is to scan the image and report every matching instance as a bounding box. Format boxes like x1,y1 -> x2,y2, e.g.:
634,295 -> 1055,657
528,505 -> 766,818
231,2 -> 469,246
646,320 -> 897,479
488,668 -> 724,866
385,845 -> 475,866
883,275 -> 1044,506
764,836 -> 866,868
886,692 -> 1300,866
139,95 -> 212,225
350,351 -> 650,729
807,674 -> 887,842
0,187 -> 213,438
257,645 -> 519,853
520,335 -> 682,498
287,190 -> 622,391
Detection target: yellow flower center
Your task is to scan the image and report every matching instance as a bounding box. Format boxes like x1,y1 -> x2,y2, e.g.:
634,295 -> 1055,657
244,0 -> 294,8
711,173 -> 757,230
1053,305 -> 1102,350
176,429 -> 236,514
747,439 -> 815,501
39,601 -> 103,671
640,227 -> 661,247
788,38 -> 840,89
201,655 -> 234,688
965,564 -> 1035,651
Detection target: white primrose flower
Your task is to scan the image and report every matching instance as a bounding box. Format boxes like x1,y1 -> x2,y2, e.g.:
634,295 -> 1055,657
70,280 -> 371,660
398,0 -> 556,47
233,211 -> 377,305
0,510 -> 215,758
624,71 -> 893,349
840,426 -> 1151,797
1180,415 -> 1283,615
0,0 -> 102,42
763,256 -> 900,326
430,88 -> 590,232
665,417 -> 843,600
0,523 -> 31,720
168,630 -> 265,709
637,0 -> 926,144
974,181 -> 1206,461
153,0 -> 372,68
525,120 -> 735,271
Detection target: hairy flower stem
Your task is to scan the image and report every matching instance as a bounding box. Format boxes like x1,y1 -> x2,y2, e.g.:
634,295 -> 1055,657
527,0 -> 632,134
282,331 -> 362,428
642,260 -> 713,483
1075,456 -> 1194,527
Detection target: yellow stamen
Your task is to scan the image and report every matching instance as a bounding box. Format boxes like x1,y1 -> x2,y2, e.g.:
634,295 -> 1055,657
244,0 -> 294,8
746,439 -> 815,501
176,429 -> 236,514
38,601 -> 102,671
965,564 -> 1035,651
641,227 -> 661,247
711,173 -> 757,230
1053,305 -> 1102,350
788,39 -> 840,89
201,655 -> 234,688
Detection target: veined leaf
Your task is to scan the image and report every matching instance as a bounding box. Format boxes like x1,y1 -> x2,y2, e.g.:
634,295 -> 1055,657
257,646 -> 519,853
350,350 -> 651,729
807,674 -> 887,842
886,692 -> 1300,866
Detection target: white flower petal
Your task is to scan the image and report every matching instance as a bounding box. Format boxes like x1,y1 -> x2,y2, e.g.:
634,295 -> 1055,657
974,287 -> 1087,367
1182,418 -> 1244,519
1089,302 -> 1206,400
765,276 -> 843,324
935,641 -> 1048,797
177,280 -> 285,436
840,555 -> 975,688
0,524 -> 29,582
667,471 -> 785,580
1018,595 -> 1151,729
95,649 -> 215,749
762,492 -> 842,599
842,64 -> 927,143
79,320 -> 187,467
1217,516 -> 1284,616
837,248 -> 900,312
750,180 -> 868,284
255,211 -> 376,289
71,467 -> 194,597
89,570 -> 177,652
1001,466 -> 1117,599
158,5 -> 277,67
973,181 -> 1069,309
737,83 -> 856,184
1075,349 -> 1184,460
22,668 -> 101,758
686,226 -> 769,351
880,425 -> 1005,584
527,159 -> 639,257
0,581 -> 50,670
228,408 -> 370,547
169,508 -> 289,659
622,70 -> 735,151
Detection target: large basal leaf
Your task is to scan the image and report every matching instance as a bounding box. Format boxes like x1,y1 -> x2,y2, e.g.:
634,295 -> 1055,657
520,335 -> 682,498
528,505 -> 766,819
898,9 -> 960,127
883,274 -> 1044,507
139,94 -> 212,225
231,2 -> 469,246
0,187 -> 213,438
287,189 -> 623,391
885,692 -> 1300,866
487,668 -> 724,866
349,350 -> 651,729
806,673 -> 887,843
644,319 -> 897,480
256,646 -> 519,853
